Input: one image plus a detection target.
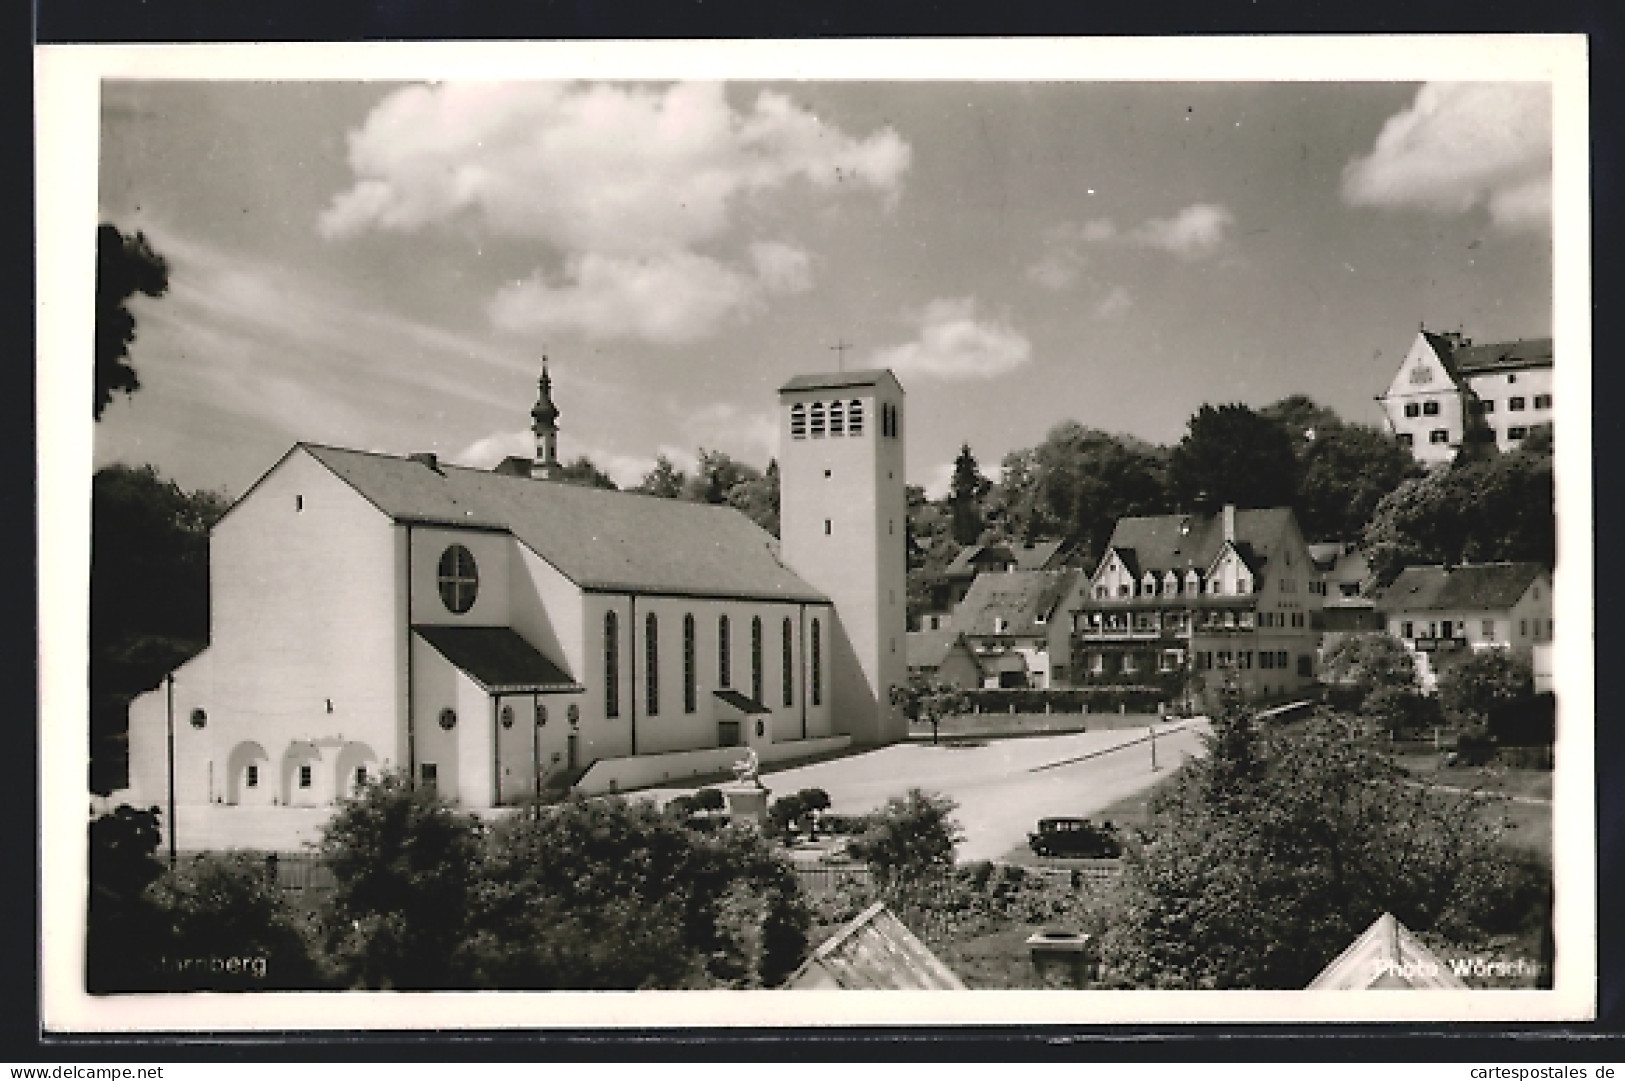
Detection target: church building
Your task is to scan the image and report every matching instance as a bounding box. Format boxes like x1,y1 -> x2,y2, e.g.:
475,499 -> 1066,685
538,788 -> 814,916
120,364 -> 908,824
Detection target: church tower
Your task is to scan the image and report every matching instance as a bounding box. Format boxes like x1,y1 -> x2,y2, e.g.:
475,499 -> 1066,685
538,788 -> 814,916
530,359 -> 560,481
778,369 -> 908,745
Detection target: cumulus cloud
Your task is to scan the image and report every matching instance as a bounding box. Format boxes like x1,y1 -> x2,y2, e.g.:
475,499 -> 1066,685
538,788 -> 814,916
324,82 -> 902,344
919,458 -> 993,501
1128,203 -> 1235,259
321,82 -> 910,254
1342,82 -> 1552,232
870,298 -> 1032,381
1027,206 -> 1229,287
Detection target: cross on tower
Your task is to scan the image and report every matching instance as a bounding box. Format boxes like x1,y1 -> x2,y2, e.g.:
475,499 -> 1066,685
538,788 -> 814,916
829,339 -> 853,371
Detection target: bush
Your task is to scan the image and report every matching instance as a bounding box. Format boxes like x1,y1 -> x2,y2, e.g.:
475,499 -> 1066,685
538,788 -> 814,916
846,789 -> 964,885
1454,726 -> 1498,767
1438,649 -> 1536,730
466,795 -> 809,989
86,805 -> 171,992
148,853 -> 328,990
692,787 -> 726,812
316,772 -> 488,990
767,788 -> 833,839
963,686 -> 1176,715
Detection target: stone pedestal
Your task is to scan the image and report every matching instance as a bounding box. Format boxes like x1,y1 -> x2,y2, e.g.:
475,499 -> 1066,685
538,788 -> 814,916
722,781 -> 770,828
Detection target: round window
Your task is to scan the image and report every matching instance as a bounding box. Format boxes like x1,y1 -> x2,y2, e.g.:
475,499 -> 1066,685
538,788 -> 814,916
500,705 -> 515,730
567,704 -> 580,726
437,545 -> 479,614
189,708 -> 207,729
535,703 -> 548,727
438,708 -> 457,731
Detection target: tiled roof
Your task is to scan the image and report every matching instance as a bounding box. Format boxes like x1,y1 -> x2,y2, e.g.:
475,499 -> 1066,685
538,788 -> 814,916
1376,561 -> 1545,613
303,444 -> 826,602
713,688 -> 770,715
414,625 -> 583,693
1307,542 -> 1345,571
945,539 -> 1067,577
906,629 -> 962,669
1307,912 -> 1468,991
779,369 -> 900,393
956,569 -> 1080,638
1102,508 -> 1297,579
1424,332 -> 1552,382
787,902 -> 966,990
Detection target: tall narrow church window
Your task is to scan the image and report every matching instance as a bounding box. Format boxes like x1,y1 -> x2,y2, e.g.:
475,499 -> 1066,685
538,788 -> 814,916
645,613 -> 659,716
811,618 -> 823,706
782,618 -> 794,707
848,399 -> 863,435
604,612 -> 619,717
718,615 -> 731,687
751,616 -> 764,703
683,613 -> 696,713
810,402 -> 826,437
829,400 -> 845,435
437,545 -> 479,614
790,403 -> 806,439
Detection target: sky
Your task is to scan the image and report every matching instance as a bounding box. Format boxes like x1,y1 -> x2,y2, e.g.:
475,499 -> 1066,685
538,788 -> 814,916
91,73 -> 1556,501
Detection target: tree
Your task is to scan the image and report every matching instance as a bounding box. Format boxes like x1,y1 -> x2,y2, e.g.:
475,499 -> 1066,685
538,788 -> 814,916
1168,403 -> 1299,511
91,464 -> 230,793
636,454 -> 688,499
1021,422 -> 1168,557
891,677 -> 970,745
86,804 -> 171,992
1437,649 -> 1535,731
1098,712 -> 1542,989
727,458 -> 780,537
767,787 -> 832,839
947,444 -> 989,544
685,448 -> 760,506
1259,394 -> 1345,458
1362,438 -> 1553,585
847,789 -> 964,886
465,796 -> 809,989
96,223 -> 170,419
147,853 -> 327,990
316,772 -> 487,990
556,455 -> 618,490
1293,423 -> 1421,542
1318,633 -> 1422,717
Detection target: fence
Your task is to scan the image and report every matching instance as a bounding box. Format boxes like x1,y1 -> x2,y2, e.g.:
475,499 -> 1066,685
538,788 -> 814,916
793,863 -> 875,897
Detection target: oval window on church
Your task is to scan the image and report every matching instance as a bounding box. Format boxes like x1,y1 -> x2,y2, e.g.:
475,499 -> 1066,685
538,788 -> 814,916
439,708 -> 457,731
437,545 -> 479,614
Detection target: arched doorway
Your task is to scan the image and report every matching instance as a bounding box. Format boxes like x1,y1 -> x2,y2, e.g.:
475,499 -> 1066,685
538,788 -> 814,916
226,741 -> 271,806
282,741 -> 323,807
334,742 -> 379,801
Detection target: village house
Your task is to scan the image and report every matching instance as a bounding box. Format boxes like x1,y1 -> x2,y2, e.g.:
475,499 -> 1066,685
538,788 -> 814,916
1374,561 -> 1552,691
121,365 -> 908,822
940,539 -> 1071,608
949,568 -> 1081,689
1067,505 -> 1324,704
1377,328 -> 1553,466
904,629 -> 984,689
1309,541 -> 1384,637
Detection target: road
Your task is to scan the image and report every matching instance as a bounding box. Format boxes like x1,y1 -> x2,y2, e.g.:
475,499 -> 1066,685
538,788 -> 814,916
640,719 -> 1210,862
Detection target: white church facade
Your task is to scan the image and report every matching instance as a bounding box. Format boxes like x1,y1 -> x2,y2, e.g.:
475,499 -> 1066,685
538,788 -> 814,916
121,366 -> 908,826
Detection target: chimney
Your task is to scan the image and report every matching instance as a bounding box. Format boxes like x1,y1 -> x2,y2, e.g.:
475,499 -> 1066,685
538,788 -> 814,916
1222,504 -> 1236,544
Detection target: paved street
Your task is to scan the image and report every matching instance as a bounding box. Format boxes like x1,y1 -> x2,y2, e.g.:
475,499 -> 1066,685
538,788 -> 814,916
641,718 -> 1211,862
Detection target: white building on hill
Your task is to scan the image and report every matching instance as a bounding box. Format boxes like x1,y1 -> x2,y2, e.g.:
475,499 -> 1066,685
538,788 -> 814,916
1377,329 -> 1553,466
121,364 -> 907,828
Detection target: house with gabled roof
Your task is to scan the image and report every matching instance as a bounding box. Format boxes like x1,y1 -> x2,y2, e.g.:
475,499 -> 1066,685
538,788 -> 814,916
1377,328 -> 1553,465
942,538 -> 1071,606
951,568 -> 1081,688
122,362 -> 908,836
905,629 -> 983,689
1375,561 -> 1552,689
1068,504 -> 1323,704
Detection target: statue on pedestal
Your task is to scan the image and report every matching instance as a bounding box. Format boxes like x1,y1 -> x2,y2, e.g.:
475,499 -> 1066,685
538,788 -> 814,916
731,746 -> 761,788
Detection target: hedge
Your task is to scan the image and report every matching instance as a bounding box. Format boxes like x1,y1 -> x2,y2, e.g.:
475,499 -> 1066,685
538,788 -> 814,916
958,686 -> 1175,715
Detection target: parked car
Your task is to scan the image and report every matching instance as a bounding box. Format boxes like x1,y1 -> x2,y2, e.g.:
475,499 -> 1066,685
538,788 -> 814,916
1027,817 -> 1122,859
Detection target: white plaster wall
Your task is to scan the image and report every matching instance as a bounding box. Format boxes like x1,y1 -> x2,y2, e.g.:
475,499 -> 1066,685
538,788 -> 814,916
576,734 -> 851,795
1467,368 -> 1555,451
779,378 -> 907,745
410,526 -> 512,628
127,450 -> 405,811
410,636 -> 495,804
